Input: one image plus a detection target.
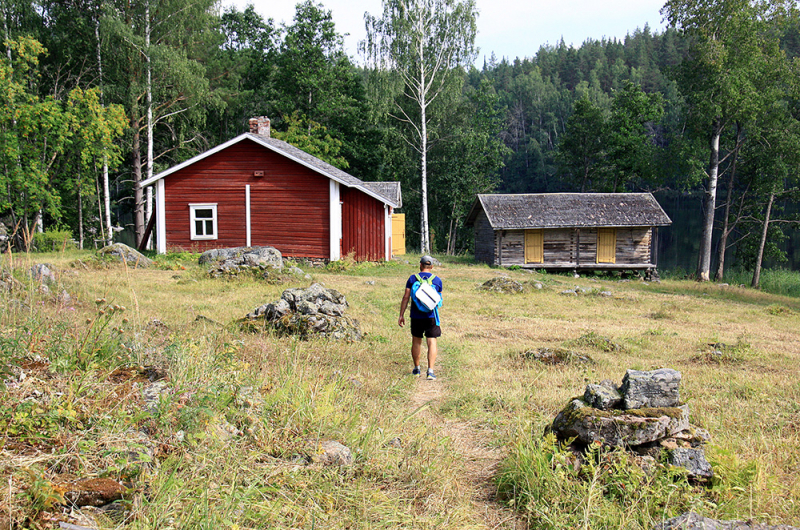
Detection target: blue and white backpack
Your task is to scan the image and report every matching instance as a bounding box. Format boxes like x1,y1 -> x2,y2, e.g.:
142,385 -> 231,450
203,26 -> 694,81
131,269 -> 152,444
411,273 -> 442,324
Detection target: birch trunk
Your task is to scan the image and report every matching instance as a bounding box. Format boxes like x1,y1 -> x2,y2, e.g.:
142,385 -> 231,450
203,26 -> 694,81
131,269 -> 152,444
696,121 -> 722,282
714,127 -> 741,281
95,14 -> 113,246
133,125 -> 144,245
145,0 -> 154,250
78,183 -> 84,250
751,191 -> 774,289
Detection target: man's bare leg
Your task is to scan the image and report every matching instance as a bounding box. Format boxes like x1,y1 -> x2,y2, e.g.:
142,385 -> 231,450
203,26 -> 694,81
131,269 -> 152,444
427,337 -> 437,372
411,336 -> 423,371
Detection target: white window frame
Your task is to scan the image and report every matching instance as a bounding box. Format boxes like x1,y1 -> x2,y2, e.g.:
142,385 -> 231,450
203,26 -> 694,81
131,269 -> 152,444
189,203 -> 218,240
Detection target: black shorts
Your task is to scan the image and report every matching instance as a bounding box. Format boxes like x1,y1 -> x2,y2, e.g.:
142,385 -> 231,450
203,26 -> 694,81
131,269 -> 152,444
410,318 -> 441,339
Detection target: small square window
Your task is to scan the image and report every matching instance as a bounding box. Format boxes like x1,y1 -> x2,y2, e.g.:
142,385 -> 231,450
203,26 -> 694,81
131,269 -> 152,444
190,204 -> 218,240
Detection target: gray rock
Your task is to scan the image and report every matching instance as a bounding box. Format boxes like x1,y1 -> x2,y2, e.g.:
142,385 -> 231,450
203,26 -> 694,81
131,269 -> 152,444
98,243 -> 153,268
584,380 -> 622,410
319,300 -> 345,317
30,263 -> 56,284
560,289 -> 578,295
198,246 -> 283,269
551,400 -> 690,448
287,266 -> 305,276
533,282 -> 543,289
480,277 -> 525,293
670,447 -> 713,480
651,512 -> 798,530
296,300 -> 319,315
142,381 -> 169,412
673,426 -> 712,447
621,368 -> 682,409
309,440 -> 353,467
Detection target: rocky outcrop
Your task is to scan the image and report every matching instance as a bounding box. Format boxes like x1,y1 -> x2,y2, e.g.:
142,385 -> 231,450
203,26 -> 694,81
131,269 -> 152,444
550,369 -> 713,480
480,277 -> 525,293
652,512 -> 799,530
199,246 -> 283,276
243,283 -> 362,341
521,347 -> 594,365
98,243 -> 153,268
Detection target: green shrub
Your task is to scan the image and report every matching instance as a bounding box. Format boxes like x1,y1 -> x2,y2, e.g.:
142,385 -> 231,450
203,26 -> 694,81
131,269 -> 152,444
32,229 -> 75,252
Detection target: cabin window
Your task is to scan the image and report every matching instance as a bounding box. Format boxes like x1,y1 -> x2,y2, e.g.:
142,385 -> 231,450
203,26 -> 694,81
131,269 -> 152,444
597,228 -> 616,263
190,203 -> 218,240
524,230 -> 544,264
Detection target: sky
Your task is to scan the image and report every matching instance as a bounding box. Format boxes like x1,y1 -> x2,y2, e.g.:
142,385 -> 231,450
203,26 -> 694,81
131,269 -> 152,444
223,0 -> 669,64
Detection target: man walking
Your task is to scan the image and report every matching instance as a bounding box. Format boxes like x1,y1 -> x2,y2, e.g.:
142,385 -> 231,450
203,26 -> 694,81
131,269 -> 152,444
398,256 -> 443,380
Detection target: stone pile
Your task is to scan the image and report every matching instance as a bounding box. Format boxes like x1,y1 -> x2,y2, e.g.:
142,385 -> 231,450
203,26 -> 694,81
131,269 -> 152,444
243,283 -> 362,341
550,368 -> 713,480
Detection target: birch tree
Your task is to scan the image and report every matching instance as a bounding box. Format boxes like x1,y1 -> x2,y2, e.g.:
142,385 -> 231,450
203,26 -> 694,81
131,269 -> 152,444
662,0 -> 790,281
363,0 -> 478,253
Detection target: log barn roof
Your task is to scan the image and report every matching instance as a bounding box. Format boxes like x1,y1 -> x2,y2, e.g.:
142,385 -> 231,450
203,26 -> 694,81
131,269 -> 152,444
466,193 -> 671,229
141,132 -> 400,208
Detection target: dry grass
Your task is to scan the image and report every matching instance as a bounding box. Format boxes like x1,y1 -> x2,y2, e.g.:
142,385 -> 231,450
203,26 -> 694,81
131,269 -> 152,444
2,250 -> 800,529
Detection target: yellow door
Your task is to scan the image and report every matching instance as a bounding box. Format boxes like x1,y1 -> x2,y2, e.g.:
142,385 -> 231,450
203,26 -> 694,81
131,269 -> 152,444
597,228 -> 616,263
391,214 -> 405,256
524,230 -> 543,264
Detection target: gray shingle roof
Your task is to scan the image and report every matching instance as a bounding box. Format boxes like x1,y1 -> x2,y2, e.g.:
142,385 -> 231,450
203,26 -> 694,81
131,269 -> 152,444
251,134 -> 365,188
362,182 -> 402,208
466,193 -> 671,229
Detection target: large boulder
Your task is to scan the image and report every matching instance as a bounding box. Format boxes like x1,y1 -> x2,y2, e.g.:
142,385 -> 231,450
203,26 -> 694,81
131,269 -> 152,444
621,368 -> 681,409
30,263 -> 57,284
98,243 -> 153,268
199,246 -> 282,269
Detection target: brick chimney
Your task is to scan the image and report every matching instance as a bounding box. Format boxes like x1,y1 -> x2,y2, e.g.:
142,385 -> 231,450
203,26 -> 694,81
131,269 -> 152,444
249,116 -> 270,137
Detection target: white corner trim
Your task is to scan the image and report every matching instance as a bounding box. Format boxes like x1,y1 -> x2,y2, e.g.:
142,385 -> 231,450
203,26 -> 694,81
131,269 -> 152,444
385,206 -> 391,261
245,185 -> 251,247
330,181 -> 341,261
157,180 -> 166,254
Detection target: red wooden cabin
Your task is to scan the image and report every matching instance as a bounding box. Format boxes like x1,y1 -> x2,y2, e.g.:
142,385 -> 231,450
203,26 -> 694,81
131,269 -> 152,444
141,117 -> 401,262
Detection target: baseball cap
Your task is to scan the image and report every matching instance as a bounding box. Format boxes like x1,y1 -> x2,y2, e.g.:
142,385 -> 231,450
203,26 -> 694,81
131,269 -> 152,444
420,255 -> 433,265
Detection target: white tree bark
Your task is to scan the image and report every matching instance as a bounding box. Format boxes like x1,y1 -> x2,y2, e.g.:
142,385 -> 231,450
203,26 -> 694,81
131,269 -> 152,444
95,14 -> 113,246
145,0 -> 154,250
696,122 -> 721,282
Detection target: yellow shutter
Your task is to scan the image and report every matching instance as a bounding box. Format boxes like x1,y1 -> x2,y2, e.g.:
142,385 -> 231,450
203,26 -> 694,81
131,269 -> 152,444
525,230 -> 543,264
597,228 -> 616,263
391,214 -> 406,255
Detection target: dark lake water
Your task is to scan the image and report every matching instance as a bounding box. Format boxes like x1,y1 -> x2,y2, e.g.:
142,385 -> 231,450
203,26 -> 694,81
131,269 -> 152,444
653,191 -> 800,273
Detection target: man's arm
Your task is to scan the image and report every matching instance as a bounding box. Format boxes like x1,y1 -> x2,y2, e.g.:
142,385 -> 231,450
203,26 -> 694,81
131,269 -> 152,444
398,288 -> 411,327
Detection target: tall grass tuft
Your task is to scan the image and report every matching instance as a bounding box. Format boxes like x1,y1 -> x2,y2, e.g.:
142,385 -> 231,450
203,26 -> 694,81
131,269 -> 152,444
497,427 -> 704,530
722,268 -> 800,297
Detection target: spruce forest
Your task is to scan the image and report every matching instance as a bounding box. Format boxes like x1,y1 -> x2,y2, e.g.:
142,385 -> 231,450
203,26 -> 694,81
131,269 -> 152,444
2,0 -> 800,281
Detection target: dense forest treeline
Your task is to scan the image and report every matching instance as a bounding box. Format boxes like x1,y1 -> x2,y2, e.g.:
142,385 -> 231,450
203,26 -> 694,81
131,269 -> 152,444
2,0 -> 799,282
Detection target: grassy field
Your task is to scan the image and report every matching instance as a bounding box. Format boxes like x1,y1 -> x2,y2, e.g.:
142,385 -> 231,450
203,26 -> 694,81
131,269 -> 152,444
1,250 -> 799,529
